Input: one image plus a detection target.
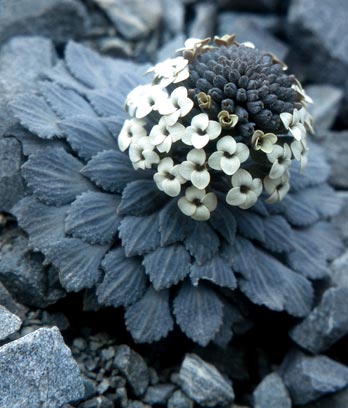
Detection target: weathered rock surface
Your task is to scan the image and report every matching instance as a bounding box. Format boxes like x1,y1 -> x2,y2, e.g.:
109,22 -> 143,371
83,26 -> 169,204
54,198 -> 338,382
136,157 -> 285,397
253,372 -> 291,408
280,351 -> 348,405
0,306 -> 21,340
178,353 -> 234,407
0,327 -> 84,407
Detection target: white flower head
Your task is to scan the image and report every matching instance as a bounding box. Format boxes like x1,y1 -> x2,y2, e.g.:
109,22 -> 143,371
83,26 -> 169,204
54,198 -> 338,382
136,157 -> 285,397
264,172 -> 290,204
118,118 -> 147,152
291,138 -> 309,171
146,56 -> 189,88
163,86 -> 194,126
154,157 -> 185,197
182,113 -> 221,149
129,137 -> 160,170
251,130 -> 277,154
280,109 -> 307,141
178,186 -> 217,221
149,116 -> 185,153
208,136 -> 249,176
226,169 -> 262,210
125,84 -> 174,119
179,149 -> 210,189
267,144 -> 291,179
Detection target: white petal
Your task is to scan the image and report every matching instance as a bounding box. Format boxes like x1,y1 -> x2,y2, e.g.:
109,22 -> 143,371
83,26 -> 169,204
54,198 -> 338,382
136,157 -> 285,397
158,157 -> 174,173
191,132 -> 210,149
232,169 -> 252,187
236,143 -> 249,162
178,197 -> 196,216
290,123 -> 306,141
157,136 -> 172,153
260,139 -> 274,154
191,169 -> 210,189
179,161 -> 195,180
251,178 -> 263,196
154,173 -> 166,185
226,188 -> 245,206
162,178 -> 181,197
174,67 -> 190,83
164,110 -> 181,127
192,113 -> 209,130
149,125 -> 166,145
266,190 -> 279,204
269,162 -> 285,179
118,133 -> 131,152
179,98 -> 194,117
129,146 -> 142,162
187,148 -> 206,165
263,176 -> 276,195
182,127 -> 195,146
208,151 -> 223,170
240,191 -> 257,209
186,186 -> 205,201
217,136 -> 236,154
280,112 -> 292,129
221,156 -> 240,175
202,192 -> 217,211
143,150 -> 160,167
267,145 -> 283,163
192,205 -> 211,221
206,120 -> 222,140
135,102 -> 153,119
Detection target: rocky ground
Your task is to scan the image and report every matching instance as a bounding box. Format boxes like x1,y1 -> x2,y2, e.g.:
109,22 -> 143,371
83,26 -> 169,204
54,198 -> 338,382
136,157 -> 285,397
1,0 -> 348,407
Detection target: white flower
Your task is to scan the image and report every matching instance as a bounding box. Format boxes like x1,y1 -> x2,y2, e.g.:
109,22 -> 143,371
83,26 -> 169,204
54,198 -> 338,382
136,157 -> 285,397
163,86 -> 194,126
118,118 -> 147,152
182,113 -> 221,149
291,78 -> 313,106
208,136 -> 249,176
226,169 -> 262,210
154,157 -> 185,197
125,84 -> 174,119
149,117 -> 185,153
176,38 -> 211,61
129,137 -> 160,170
263,172 -> 290,204
280,109 -> 307,141
178,186 -> 217,221
267,144 -> 291,179
251,130 -> 277,154
146,56 -> 190,88
179,149 -> 210,189
291,138 -> 309,171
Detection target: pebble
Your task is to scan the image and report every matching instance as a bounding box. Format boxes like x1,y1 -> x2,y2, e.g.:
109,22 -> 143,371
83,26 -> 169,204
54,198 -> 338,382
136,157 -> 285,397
331,250 -> 348,287
0,306 -> 21,341
0,0 -> 88,46
0,233 -> 66,307
0,327 -> 84,407
290,287 -> 348,354
92,0 -> 162,40
0,281 -> 28,320
253,372 -> 291,408
80,396 -> 113,408
167,390 -> 194,408
306,85 -> 343,131
113,344 -> 150,397
143,383 -> 176,405
280,350 -> 348,405
178,353 -> 234,407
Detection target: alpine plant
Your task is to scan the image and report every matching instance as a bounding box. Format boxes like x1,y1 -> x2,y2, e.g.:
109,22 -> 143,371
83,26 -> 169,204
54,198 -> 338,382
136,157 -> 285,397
10,37 -> 343,345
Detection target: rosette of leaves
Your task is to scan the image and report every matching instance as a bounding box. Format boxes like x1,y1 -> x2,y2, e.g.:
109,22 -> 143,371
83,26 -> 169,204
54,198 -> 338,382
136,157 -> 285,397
10,39 -> 343,346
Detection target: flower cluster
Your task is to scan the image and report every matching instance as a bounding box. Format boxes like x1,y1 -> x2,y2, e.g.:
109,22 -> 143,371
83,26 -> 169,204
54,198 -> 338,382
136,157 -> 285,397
119,36 -> 313,220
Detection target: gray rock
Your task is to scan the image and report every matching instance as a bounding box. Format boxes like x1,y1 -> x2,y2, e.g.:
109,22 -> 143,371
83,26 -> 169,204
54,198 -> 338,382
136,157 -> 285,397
0,306 -> 21,340
0,0 -> 88,46
0,232 -> 66,308
80,396 -> 113,408
280,350 -> 348,405
0,327 -> 84,407
178,353 -> 234,407
287,0 -> 348,123
303,388 -> 348,408
218,12 -> 280,35
161,0 -> 185,36
113,344 -> 149,397
331,250 -> 348,288
253,372 -> 291,408
290,287 -> 348,354
332,193 -> 348,245
188,2 -> 217,40
92,0 -> 162,40
319,131 -> 348,188
157,34 -> 186,61
0,36 -> 57,137
0,137 -> 27,212
0,281 -> 28,320
306,85 -> 343,131
143,383 -> 176,405
167,390 -> 193,408
218,18 -> 288,61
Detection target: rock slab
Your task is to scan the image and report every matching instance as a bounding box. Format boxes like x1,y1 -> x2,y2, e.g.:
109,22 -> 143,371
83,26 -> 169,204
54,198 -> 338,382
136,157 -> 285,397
0,306 -> 21,340
0,327 -> 84,408
253,372 -> 291,408
280,351 -> 348,405
178,353 -> 234,407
